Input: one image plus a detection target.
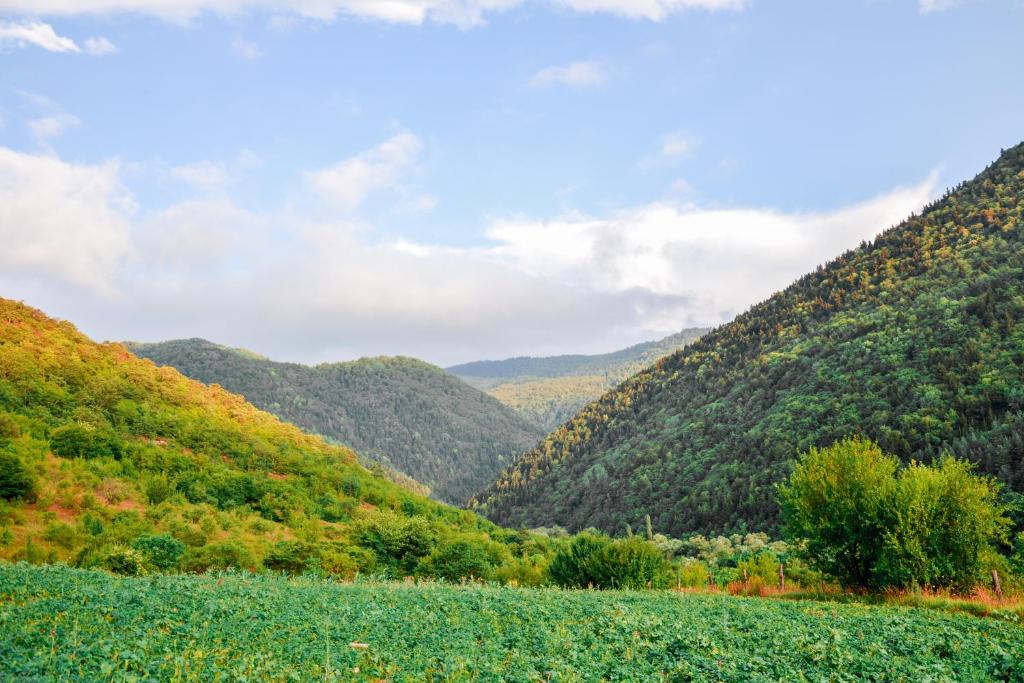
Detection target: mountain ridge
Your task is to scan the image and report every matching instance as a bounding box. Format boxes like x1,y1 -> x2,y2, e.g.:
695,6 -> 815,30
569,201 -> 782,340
127,338 -> 545,504
473,142 -> 1024,537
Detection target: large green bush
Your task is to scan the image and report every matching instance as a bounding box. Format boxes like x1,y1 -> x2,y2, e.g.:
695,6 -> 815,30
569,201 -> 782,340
548,533 -> 669,589
49,423 -> 125,460
0,449 -> 35,501
132,533 -> 185,571
780,438 -> 1010,591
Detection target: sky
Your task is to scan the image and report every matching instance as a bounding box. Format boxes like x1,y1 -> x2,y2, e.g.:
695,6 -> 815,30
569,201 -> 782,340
0,0 -> 1022,366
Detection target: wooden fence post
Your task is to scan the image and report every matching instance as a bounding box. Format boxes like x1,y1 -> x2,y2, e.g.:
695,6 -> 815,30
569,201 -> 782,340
778,563 -> 785,591
742,569 -> 749,585
992,570 -> 1004,601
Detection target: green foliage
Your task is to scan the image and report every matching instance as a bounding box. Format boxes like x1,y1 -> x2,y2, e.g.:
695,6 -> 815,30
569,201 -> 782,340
3,564 -> 1023,681
131,533 -> 185,571
0,449 -> 35,501
0,297 -> 548,584
129,340 -> 544,504
352,511 -> 434,577
263,541 -> 319,574
103,546 -> 149,576
548,533 -> 669,589
781,438 -> 1011,591
478,143 -> 1024,538
875,457 -> 1011,591
49,423 -> 124,460
182,540 -> 257,573
780,438 -> 897,588
420,538 -> 493,582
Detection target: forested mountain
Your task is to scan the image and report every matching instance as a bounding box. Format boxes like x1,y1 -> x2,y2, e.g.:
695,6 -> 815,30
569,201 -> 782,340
0,298 -> 539,575
474,143 -> 1024,537
448,328 -> 708,429
127,340 -> 544,504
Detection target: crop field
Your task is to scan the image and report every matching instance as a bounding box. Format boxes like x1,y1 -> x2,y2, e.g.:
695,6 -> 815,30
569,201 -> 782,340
1,564 -> 1022,682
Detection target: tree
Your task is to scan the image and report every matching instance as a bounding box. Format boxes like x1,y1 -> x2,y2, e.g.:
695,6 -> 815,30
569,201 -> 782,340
0,449 -> 35,501
779,437 -> 896,588
132,533 -> 185,571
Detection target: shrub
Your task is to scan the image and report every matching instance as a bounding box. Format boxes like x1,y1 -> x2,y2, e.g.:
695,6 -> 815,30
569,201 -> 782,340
421,539 -> 493,582
873,457 -> 1010,591
50,423 -> 125,460
142,473 -> 174,505
182,540 -> 256,572
0,449 -> 35,501
676,559 -> 710,588
132,533 -> 185,571
548,532 -> 611,588
549,533 -> 670,589
780,438 -> 1010,592
104,546 -> 149,576
352,511 -> 434,576
264,541 -> 319,574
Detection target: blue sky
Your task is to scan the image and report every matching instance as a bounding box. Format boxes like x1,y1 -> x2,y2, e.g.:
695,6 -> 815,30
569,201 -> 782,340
0,0 -> 1022,365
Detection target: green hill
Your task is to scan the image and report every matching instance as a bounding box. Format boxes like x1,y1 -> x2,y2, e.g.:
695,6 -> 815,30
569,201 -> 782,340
448,328 -> 708,429
0,298 -> 541,579
127,340 -> 544,504
474,142 -> 1024,537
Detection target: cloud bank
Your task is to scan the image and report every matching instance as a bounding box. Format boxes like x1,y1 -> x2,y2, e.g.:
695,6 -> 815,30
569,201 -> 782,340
0,140 -> 937,365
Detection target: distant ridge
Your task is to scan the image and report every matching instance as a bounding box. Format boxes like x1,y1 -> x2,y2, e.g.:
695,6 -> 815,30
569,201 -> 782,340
448,328 -> 708,429
129,339 -> 544,504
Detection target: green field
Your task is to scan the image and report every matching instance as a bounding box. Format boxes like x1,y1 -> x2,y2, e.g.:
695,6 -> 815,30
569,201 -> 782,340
1,564 -> 1022,682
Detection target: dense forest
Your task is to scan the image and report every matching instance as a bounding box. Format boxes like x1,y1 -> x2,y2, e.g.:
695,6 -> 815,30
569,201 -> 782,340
128,340 -> 543,503
0,299 -> 552,580
449,328 -> 707,429
474,143 -> 1024,538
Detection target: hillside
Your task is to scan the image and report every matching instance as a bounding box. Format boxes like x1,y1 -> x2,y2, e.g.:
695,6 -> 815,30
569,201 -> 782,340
0,298 -> 537,578
474,143 -> 1024,537
448,328 -> 708,429
127,340 -> 544,504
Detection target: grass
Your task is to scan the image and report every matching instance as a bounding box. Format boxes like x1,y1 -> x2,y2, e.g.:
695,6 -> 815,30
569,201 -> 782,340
2,562 -> 1023,682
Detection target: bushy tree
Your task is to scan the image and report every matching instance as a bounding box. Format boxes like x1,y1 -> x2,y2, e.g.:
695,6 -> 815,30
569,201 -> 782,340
132,533 -> 185,571
779,438 -> 896,588
548,533 -> 669,589
50,423 -> 124,460
874,457 -> 1010,591
780,438 -> 1010,591
0,449 -> 35,501
264,541 -> 319,574
421,539 -> 493,582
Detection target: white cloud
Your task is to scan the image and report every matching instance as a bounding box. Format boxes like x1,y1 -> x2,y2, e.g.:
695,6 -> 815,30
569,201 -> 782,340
669,178 -> 693,193
0,0 -> 743,27
552,0 -> 746,20
230,36 -> 261,59
529,61 -> 608,89
169,160 -> 230,193
0,20 -> 116,55
0,143 -> 938,366
305,132 -> 422,211
83,36 -> 118,55
660,131 -> 698,159
28,112 -> 80,142
0,20 -> 79,52
0,147 -> 134,293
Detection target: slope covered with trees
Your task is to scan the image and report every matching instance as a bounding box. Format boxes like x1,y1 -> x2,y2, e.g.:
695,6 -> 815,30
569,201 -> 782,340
448,328 -> 708,429
0,299 -> 548,580
474,143 -> 1024,537
128,340 -> 543,504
